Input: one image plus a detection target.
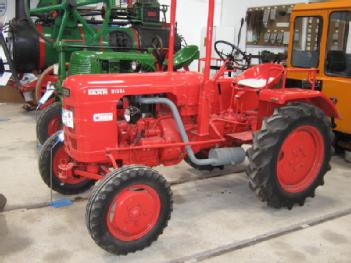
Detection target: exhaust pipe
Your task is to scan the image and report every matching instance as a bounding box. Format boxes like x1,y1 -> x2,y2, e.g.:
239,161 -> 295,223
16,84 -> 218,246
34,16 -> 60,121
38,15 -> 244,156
137,97 -> 246,167
16,0 -> 30,20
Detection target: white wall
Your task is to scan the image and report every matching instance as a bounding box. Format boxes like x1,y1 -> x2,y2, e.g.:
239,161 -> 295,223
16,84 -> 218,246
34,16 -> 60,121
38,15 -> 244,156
220,0 -> 323,55
159,0 -> 222,47
0,1 -> 14,25
0,0 -> 39,25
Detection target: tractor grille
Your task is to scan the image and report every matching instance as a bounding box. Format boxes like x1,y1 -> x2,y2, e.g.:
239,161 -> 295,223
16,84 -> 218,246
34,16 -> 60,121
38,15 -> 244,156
69,60 -> 92,76
68,51 -> 99,75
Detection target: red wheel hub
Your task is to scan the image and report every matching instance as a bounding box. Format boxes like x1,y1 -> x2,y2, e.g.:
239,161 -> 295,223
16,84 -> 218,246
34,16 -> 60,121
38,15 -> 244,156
277,125 -> 324,193
106,184 -> 161,241
47,116 -> 61,137
53,145 -> 86,185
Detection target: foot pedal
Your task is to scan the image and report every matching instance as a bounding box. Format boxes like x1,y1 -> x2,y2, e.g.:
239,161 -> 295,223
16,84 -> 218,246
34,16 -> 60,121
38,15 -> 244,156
226,131 -> 252,144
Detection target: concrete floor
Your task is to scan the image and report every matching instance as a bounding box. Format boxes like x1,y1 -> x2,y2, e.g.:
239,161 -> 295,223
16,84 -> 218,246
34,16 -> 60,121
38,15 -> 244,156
0,103 -> 351,263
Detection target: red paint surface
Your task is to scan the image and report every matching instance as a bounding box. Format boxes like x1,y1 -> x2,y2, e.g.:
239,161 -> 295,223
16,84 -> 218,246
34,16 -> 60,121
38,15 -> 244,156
37,24 -> 46,70
277,125 -> 324,193
106,184 -> 161,241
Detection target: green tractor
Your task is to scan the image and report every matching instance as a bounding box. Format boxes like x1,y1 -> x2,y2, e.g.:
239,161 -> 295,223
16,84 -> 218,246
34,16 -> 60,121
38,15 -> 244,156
2,0 -> 199,144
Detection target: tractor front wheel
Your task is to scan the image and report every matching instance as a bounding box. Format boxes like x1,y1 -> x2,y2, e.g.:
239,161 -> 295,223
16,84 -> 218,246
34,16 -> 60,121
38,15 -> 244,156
36,102 -> 62,145
39,132 -> 95,195
247,103 -> 333,209
86,166 -> 173,255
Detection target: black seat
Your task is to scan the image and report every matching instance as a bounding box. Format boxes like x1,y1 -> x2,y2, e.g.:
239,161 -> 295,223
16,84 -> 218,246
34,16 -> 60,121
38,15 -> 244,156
327,50 -> 346,72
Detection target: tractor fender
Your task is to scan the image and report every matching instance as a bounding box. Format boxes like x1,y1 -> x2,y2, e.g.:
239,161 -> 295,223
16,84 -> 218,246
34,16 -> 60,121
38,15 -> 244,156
259,88 -> 340,118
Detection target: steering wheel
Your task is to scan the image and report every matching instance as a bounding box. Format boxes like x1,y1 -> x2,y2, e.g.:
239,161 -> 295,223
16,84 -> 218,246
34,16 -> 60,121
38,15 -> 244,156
151,35 -> 167,68
214,40 -> 251,70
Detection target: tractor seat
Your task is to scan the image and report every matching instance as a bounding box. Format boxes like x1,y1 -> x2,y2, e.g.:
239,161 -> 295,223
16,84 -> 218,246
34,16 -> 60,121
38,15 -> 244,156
164,45 -> 199,70
237,77 -> 276,89
235,63 -> 284,89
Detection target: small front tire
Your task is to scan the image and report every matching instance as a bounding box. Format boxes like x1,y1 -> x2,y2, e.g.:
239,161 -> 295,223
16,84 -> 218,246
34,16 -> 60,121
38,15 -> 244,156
86,165 -> 173,255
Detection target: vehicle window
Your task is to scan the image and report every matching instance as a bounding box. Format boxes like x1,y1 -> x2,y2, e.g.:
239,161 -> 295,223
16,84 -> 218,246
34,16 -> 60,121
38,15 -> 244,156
326,11 -> 351,77
292,16 -> 322,68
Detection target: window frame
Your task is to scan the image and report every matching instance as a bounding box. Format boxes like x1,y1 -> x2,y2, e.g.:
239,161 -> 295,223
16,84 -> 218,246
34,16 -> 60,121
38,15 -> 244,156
291,15 -> 323,69
325,10 -> 351,78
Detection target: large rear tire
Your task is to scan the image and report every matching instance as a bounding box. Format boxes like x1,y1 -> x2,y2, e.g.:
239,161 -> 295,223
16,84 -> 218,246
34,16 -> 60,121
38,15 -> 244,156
36,102 -> 62,145
86,166 -> 173,255
247,103 -> 333,209
39,131 -> 95,195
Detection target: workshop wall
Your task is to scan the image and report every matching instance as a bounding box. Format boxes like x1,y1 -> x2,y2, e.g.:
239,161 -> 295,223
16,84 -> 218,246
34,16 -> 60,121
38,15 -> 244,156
220,0 -> 326,57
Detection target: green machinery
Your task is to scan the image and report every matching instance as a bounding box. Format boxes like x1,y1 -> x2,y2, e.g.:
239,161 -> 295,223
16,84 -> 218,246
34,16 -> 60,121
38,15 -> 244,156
11,0 -> 179,85
69,45 -> 199,75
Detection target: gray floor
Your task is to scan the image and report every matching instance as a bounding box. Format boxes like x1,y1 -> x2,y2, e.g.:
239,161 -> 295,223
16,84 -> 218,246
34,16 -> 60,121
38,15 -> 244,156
0,103 -> 351,263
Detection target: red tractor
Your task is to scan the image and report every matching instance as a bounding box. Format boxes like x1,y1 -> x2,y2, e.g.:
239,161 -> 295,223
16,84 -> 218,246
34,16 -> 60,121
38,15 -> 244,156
39,0 -> 338,255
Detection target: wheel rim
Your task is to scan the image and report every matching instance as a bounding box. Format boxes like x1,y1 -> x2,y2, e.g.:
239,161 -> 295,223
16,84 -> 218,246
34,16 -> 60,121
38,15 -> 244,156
47,116 -> 61,137
277,125 -> 324,193
53,144 -> 86,185
106,184 -> 161,241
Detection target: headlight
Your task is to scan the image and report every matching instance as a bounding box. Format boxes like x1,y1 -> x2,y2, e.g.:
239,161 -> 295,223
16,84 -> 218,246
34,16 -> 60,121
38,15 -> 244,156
62,109 -> 74,128
130,61 -> 140,72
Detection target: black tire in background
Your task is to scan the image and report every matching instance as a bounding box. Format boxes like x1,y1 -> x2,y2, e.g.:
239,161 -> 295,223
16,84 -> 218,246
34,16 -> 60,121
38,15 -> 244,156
39,131 -> 95,195
36,102 -> 62,145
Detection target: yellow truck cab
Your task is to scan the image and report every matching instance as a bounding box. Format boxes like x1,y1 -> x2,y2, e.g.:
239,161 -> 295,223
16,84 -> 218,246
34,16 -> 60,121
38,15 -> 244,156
287,1 -> 351,153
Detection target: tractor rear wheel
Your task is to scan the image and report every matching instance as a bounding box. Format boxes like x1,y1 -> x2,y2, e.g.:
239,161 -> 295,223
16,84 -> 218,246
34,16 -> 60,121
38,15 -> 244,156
39,131 -> 95,195
86,166 -> 173,255
247,103 -> 333,209
36,102 -> 62,145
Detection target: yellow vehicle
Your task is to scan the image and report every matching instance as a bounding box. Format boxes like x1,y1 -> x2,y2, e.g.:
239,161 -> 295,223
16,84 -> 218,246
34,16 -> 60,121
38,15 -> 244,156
287,1 -> 351,152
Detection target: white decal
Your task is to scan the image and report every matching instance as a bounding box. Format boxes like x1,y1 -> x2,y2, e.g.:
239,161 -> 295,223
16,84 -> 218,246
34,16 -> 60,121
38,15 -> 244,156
88,89 -> 108,96
62,109 -> 74,128
111,88 -> 126,95
93,113 -> 113,122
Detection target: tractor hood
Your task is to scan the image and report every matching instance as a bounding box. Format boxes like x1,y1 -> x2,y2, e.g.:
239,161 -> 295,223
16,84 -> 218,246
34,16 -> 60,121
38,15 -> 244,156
61,71 -> 204,163
62,71 -> 204,104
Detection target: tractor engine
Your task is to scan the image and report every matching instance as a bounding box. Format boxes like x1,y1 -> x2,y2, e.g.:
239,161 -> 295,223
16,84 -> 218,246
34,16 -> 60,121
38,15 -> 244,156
115,97 -> 185,166
117,116 -> 185,166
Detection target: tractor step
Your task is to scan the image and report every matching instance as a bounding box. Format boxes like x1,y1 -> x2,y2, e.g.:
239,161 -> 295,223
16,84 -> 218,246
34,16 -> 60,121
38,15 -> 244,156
226,131 -> 252,144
